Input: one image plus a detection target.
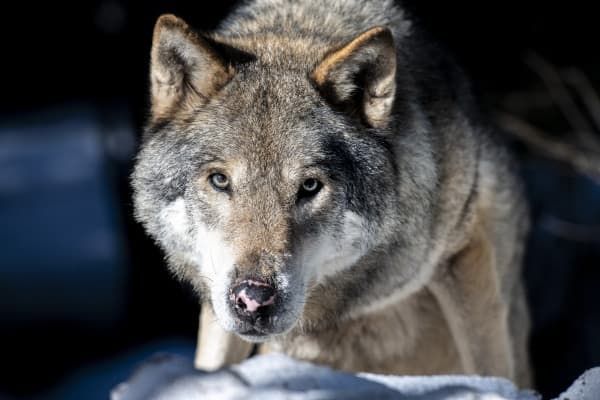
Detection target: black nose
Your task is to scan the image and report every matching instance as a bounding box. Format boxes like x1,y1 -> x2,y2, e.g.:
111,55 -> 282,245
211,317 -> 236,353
230,279 -> 276,318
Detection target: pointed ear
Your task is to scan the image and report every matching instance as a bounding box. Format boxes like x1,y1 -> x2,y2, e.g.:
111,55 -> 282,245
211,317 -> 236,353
311,27 -> 396,128
150,14 -> 234,119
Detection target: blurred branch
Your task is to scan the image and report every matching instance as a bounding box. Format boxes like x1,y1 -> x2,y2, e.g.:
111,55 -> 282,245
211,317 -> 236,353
496,112 -> 600,179
524,52 -> 600,151
541,215 -> 600,243
563,68 -> 600,133
496,52 -> 600,181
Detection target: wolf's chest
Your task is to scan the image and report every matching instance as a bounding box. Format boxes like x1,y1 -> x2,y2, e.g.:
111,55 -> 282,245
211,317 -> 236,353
269,288 -> 464,375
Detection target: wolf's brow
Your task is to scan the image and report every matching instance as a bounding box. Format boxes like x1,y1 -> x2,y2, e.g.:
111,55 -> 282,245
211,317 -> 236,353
196,156 -> 228,170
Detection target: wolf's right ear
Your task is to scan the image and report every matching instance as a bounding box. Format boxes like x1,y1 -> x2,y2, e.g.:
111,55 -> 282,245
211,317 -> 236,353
150,14 -> 234,119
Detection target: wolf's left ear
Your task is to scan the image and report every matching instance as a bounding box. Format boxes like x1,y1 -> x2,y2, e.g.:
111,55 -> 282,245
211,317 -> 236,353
311,27 -> 396,128
150,14 -> 234,119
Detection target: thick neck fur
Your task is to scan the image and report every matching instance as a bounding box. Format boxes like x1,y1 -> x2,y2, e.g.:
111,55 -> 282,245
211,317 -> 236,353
212,0 -> 412,69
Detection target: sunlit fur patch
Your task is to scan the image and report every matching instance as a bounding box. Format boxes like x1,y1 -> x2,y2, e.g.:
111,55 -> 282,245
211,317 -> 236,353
159,198 -> 189,236
160,198 -> 238,331
300,211 -> 369,286
194,220 -> 238,331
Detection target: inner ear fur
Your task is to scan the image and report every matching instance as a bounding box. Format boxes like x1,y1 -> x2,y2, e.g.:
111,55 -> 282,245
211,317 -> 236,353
311,26 -> 397,128
150,14 -> 235,119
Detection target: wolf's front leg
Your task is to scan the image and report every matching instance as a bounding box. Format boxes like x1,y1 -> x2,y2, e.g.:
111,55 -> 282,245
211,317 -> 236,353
194,304 -> 254,370
428,227 -> 515,381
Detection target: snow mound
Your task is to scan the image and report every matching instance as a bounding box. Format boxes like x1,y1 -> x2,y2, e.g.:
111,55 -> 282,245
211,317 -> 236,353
111,353 -> 599,399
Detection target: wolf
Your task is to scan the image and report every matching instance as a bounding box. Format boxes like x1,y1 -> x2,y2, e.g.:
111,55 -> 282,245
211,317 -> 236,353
132,0 -> 532,387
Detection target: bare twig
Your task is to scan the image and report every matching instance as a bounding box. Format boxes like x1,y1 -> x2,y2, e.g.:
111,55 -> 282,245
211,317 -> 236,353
563,68 -> 600,133
541,214 -> 600,243
524,52 -> 600,151
495,112 -> 600,180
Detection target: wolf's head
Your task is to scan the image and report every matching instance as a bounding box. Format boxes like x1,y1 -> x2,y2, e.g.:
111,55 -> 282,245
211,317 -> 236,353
133,15 -> 405,341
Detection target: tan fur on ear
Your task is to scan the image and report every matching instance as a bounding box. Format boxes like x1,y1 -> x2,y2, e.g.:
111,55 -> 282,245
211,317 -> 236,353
150,14 -> 234,120
311,26 -> 396,128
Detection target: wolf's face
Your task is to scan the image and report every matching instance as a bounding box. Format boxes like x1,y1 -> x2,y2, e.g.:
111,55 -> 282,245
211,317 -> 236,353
133,15 -> 399,341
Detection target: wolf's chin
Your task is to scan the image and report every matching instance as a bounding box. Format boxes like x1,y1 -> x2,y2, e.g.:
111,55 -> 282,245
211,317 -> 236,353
235,321 -> 296,343
237,331 -> 276,343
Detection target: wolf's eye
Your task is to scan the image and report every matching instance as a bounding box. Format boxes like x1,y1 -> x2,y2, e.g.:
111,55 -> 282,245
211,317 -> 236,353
298,178 -> 322,199
209,173 -> 229,191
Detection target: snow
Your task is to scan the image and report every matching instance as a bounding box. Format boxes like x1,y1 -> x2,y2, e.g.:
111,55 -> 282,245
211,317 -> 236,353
554,367 -> 600,400
111,353 -> 546,400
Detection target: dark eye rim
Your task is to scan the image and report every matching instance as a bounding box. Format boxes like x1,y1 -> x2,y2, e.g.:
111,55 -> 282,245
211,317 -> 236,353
298,178 -> 322,200
209,172 -> 230,191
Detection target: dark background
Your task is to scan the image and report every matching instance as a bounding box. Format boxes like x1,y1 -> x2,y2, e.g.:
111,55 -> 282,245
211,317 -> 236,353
1,1 -> 599,399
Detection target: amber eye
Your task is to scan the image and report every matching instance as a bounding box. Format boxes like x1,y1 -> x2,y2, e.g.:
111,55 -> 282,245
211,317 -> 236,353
209,173 -> 229,191
298,178 -> 322,200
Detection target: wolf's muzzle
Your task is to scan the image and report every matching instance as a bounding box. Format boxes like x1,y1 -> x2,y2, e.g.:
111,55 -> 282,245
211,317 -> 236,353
230,279 -> 276,323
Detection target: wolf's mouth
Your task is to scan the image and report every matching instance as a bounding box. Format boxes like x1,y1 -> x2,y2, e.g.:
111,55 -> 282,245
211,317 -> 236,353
231,311 -> 293,341
237,326 -> 275,342
239,327 -> 268,336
